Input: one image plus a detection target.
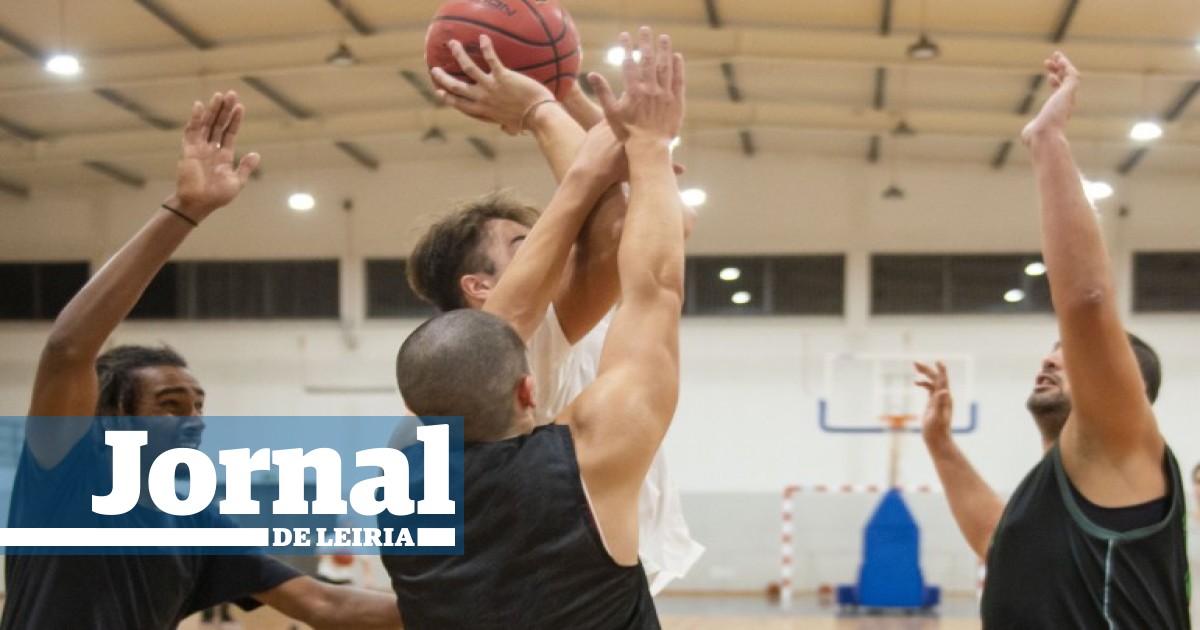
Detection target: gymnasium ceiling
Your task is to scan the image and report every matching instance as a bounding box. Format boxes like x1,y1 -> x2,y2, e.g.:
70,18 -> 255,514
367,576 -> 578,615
1,0 -> 1200,197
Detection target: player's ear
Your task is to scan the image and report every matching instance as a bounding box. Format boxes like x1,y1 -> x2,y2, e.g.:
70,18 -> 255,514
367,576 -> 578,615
516,375 -> 536,410
459,273 -> 493,307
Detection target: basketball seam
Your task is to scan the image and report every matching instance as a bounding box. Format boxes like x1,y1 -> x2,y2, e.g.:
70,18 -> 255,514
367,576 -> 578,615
432,15 -> 568,48
516,0 -> 564,96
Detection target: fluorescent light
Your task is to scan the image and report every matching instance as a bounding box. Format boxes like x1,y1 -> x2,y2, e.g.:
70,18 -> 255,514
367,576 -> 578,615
731,291 -> 752,305
288,193 -> 316,212
680,188 -> 707,206
1129,120 -> 1163,141
1082,179 -> 1113,202
669,137 -> 681,151
719,267 -> 741,282
606,47 -> 642,66
1004,289 -> 1026,303
1024,262 -> 1047,277
45,53 -> 81,76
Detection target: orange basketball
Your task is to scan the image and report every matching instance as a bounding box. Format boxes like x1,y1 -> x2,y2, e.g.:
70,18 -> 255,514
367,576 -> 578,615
425,0 -> 581,99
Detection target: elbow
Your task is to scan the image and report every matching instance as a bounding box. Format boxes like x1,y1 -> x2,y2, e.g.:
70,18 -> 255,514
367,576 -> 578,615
40,333 -> 92,370
1055,285 -> 1110,314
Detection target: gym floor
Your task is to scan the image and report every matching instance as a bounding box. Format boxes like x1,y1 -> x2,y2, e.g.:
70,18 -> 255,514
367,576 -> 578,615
175,594 -> 984,629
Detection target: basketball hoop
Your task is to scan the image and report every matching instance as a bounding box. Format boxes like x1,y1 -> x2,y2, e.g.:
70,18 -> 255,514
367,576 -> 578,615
879,414 -> 917,431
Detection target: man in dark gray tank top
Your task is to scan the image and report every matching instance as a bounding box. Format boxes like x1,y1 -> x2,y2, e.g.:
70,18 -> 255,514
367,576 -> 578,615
917,53 -> 1188,629
383,26 -> 687,630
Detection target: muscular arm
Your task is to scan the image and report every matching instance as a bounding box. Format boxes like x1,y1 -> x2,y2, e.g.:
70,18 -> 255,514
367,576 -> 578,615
1021,54 -> 1162,502
254,576 -> 401,629
559,29 -> 686,566
26,92 -> 259,468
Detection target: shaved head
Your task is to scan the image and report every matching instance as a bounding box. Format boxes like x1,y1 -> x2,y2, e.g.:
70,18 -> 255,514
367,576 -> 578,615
396,310 -> 530,442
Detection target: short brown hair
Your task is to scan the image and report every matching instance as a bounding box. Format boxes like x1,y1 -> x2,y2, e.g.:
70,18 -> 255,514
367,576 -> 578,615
407,191 -> 539,312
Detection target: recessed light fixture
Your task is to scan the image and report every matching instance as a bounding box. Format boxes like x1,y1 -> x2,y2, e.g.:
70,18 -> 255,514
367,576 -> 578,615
907,33 -> 940,60
1082,179 -> 1114,202
45,53 -> 81,76
670,137 -> 681,152
606,47 -> 642,66
1004,289 -> 1026,303
1129,120 -> 1163,141
882,184 -> 905,200
288,192 -> 316,212
1024,262 -> 1047,277
326,42 -> 357,66
731,291 -> 752,305
680,188 -> 707,207
719,267 -> 741,282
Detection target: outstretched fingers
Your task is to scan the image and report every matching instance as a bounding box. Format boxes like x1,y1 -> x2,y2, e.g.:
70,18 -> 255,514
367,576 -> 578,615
448,39 -> 491,85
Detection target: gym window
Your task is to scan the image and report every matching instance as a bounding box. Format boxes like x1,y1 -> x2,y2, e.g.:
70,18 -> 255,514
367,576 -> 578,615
365,259 -> 439,319
1134,252 -> 1200,312
129,260 -> 339,320
686,255 -> 844,316
0,262 -> 90,320
871,254 -> 1051,315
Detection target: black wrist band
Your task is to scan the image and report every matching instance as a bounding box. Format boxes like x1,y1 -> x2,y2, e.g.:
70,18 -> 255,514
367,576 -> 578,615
161,203 -> 198,227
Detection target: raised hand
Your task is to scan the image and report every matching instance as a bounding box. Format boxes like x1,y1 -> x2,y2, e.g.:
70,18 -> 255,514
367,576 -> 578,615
171,91 -> 260,223
1020,52 -> 1080,146
586,27 -> 685,143
431,35 -> 555,135
915,361 -> 954,442
571,121 -> 627,185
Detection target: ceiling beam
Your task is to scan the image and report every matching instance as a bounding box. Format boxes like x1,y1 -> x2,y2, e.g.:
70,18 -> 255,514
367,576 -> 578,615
1116,147 -> 1148,175
333,140 -> 379,171
467,137 -> 496,161
739,130 -> 756,157
879,0 -> 894,37
702,0 -> 723,29
0,115 -> 44,141
990,140 -> 1013,169
866,134 -> 881,163
0,176 -> 30,199
0,22 -> 44,61
400,69 -> 440,107
241,76 -> 313,120
720,62 -> 743,102
1050,0 -> 1082,44
93,88 -> 179,130
83,161 -> 146,188
1163,81 -> 1200,122
326,0 -> 375,36
131,0 -> 214,50
872,67 -> 887,110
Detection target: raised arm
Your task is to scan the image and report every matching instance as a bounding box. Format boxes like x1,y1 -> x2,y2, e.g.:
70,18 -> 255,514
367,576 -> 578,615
26,92 -> 259,468
430,36 -> 624,343
916,361 -> 1004,561
1020,54 -> 1162,498
558,27 -> 686,566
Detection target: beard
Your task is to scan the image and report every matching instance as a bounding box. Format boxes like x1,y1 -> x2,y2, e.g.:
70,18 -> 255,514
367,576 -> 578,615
1026,389 -> 1071,442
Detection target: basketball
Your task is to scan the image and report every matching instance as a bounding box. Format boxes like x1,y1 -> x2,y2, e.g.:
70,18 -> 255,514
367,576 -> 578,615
425,0 -> 581,99
332,553 -> 355,567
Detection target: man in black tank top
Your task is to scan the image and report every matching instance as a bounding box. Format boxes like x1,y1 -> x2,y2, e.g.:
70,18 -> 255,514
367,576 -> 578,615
384,27 -> 687,630
917,54 -> 1188,629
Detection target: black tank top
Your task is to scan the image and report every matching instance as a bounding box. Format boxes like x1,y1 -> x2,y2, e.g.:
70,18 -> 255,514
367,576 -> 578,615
981,444 -> 1190,629
382,424 -> 659,630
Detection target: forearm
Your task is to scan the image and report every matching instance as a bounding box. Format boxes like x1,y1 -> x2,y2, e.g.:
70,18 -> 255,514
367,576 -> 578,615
484,168 -> 609,340
1027,131 -> 1115,307
924,433 -> 1004,560
527,103 -> 586,183
561,84 -> 606,130
553,185 -> 625,342
308,585 -> 401,630
620,139 -> 684,300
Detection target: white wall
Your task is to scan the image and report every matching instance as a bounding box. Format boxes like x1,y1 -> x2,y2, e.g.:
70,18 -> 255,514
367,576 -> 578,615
1,147 -> 1198,593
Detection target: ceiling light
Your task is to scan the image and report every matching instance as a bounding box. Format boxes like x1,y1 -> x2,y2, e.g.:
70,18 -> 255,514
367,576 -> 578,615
326,42 -> 357,67
680,188 -> 707,206
906,33 -> 940,60
1129,120 -> 1163,141
731,291 -> 752,305
1024,262 -> 1047,277
45,53 -> 81,76
1082,179 -> 1113,202
606,47 -> 642,66
882,184 -> 905,200
719,267 -> 741,282
288,192 -> 316,212
670,137 -> 681,151
892,120 -> 916,136
1004,289 -> 1026,303
422,127 -> 447,144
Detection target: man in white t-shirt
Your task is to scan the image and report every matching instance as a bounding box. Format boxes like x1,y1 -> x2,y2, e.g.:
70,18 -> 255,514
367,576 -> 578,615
391,34 -> 702,593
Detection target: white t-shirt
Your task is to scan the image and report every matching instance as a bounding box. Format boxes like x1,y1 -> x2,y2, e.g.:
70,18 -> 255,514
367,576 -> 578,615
532,307 -> 703,595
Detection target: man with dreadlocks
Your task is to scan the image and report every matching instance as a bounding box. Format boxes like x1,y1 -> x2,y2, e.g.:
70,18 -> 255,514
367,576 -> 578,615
1,91 -> 401,630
